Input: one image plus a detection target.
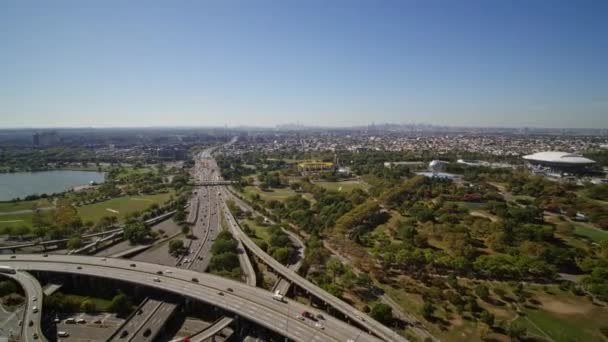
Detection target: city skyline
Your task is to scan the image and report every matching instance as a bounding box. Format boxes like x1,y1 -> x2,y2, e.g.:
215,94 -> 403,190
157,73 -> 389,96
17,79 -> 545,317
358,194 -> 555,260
1,0 -> 607,128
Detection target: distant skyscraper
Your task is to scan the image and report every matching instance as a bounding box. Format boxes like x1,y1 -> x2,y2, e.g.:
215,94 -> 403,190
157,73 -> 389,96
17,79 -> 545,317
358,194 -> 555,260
32,132 -> 40,146
34,131 -> 59,146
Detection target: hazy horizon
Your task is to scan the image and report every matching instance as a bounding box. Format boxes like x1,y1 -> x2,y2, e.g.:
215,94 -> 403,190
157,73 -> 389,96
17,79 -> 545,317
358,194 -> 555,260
1,1 -> 607,128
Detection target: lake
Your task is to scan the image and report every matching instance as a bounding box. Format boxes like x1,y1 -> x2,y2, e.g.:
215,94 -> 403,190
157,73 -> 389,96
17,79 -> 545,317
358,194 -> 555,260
0,170 -> 105,201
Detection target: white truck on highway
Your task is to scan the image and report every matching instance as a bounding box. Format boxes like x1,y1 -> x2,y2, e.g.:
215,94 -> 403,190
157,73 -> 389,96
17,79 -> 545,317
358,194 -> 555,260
272,290 -> 285,302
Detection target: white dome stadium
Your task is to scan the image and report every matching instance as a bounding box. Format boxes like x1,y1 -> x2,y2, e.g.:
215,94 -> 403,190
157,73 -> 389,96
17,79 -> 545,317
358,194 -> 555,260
522,152 -> 595,165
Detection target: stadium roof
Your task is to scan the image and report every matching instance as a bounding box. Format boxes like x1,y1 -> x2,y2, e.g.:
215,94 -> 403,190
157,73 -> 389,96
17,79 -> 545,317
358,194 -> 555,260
522,151 -> 595,165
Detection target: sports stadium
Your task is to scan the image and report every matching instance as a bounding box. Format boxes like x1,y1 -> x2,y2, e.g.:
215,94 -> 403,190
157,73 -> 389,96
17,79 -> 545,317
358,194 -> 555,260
522,151 -> 596,174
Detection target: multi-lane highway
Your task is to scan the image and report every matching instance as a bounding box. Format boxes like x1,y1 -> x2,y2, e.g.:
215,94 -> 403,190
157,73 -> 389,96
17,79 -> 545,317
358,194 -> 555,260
5,271 -> 46,342
0,254 -> 380,342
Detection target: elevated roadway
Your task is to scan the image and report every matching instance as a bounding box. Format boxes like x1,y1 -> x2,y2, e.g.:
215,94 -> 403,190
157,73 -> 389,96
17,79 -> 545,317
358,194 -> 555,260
0,254 -> 380,342
5,271 -> 46,342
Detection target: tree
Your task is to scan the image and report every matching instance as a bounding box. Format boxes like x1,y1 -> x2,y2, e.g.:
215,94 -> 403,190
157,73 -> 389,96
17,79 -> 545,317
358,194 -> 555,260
0,280 -> 17,296
370,303 -> 393,325
480,310 -> 495,326
508,321 -> 527,341
181,224 -> 191,236
110,292 -> 132,315
421,301 -> 435,320
475,284 -> 490,301
326,257 -> 345,281
80,299 -> 97,313
123,220 -> 150,244
169,240 -> 185,256
67,236 -> 82,250
271,247 -> 292,265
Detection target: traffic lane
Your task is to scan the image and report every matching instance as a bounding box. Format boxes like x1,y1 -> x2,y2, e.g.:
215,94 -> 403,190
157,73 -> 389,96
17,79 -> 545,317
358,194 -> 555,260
3,256 -> 363,341
110,298 -> 162,341
0,258 -> 379,342
7,272 -> 45,342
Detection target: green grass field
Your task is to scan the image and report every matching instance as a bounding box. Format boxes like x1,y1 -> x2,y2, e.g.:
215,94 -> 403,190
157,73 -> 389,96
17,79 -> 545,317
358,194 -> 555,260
0,211 -> 54,229
77,193 -> 173,223
573,224 -> 608,242
517,305 -> 608,342
242,218 -> 270,244
0,193 -> 172,229
314,180 -> 369,193
0,198 -> 52,213
243,186 -> 299,201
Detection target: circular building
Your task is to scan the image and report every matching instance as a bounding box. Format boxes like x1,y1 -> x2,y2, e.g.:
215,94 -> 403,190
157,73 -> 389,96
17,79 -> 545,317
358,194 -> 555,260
429,160 -> 445,173
522,151 -> 595,173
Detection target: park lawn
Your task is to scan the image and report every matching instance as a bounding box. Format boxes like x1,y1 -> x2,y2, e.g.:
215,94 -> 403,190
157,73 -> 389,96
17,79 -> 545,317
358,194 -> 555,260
314,180 -> 369,193
77,193 -> 173,223
242,219 -> 270,243
573,223 -> 608,242
114,167 -> 156,181
0,211 -> 54,229
517,306 -> 608,342
380,282 -> 489,342
0,198 -> 52,213
243,186 -> 299,202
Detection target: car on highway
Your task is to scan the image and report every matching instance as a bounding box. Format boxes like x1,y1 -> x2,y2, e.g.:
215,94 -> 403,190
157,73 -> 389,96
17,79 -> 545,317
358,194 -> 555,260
191,277 -> 199,283
130,263 -> 136,267
314,322 -> 324,330
58,331 -> 69,337
226,287 -> 233,292
218,291 -> 224,296
32,306 -> 38,313
152,277 -> 161,283
65,318 -> 76,324
33,333 -> 39,339
76,318 -> 86,324
301,311 -> 316,321
156,270 -> 163,275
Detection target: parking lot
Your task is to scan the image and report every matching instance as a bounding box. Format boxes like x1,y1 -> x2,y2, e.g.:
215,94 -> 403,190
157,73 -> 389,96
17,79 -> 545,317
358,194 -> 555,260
54,313 -> 124,341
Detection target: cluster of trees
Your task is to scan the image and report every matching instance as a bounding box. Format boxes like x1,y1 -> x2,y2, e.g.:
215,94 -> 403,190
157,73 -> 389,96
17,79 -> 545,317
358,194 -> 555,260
44,291 -> 133,315
123,218 -> 153,244
0,147 -> 98,173
579,241 -> 608,300
258,225 -> 296,265
251,181 -> 366,235
0,279 -> 19,297
258,172 -> 283,190
215,155 -> 256,182
208,231 -> 242,280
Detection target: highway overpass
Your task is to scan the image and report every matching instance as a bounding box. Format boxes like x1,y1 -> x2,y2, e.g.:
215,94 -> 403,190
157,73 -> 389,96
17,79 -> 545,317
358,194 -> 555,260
0,255 -> 381,342
5,271 -> 47,342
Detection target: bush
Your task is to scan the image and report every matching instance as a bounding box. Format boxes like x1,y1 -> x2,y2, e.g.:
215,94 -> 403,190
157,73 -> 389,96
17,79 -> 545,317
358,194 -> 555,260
370,303 -> 393,325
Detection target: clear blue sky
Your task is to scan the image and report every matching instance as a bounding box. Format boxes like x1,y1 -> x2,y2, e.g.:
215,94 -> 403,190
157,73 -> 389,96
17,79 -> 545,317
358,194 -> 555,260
1,0 -> 606,128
